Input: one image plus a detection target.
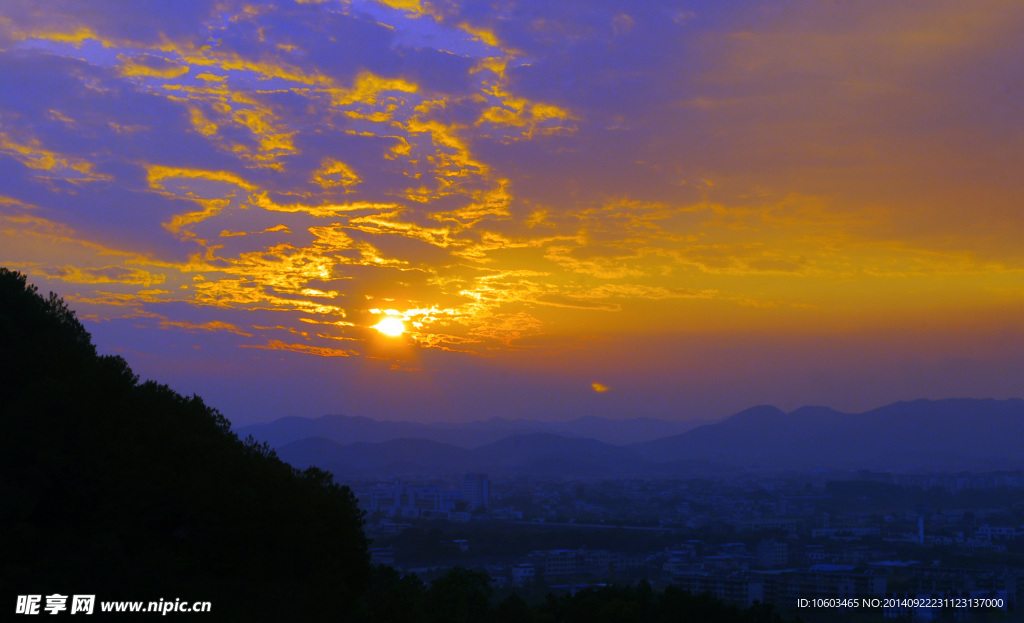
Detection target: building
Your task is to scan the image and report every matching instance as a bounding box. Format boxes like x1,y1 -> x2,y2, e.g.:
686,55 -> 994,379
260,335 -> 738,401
670,567 -> 885,608
361,481 -> 460,518
462,473 -> 490,511
511,564 -> 536,586
369,547 -> 395,566
756,539 -> 788,569
673,572 -> 766,607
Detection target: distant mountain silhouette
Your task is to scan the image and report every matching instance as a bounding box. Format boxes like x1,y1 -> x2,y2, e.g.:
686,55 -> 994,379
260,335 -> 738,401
279,433 -> 656,478
635,398 -> 1024,470
240,414 -> 437,447
268,399 -> 1024,476
279,437 -> 474,475
469,433 -> 653,478
238,412 -> 700,448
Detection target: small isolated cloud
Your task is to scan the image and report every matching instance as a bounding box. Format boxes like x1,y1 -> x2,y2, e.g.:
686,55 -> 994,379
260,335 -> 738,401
591,381 -> 609,393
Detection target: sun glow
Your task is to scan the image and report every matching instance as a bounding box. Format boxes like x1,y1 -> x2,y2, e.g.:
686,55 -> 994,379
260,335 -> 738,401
373,316 -> 406,337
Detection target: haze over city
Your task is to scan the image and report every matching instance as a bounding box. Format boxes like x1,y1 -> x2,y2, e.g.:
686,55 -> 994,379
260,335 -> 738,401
2,0 -> 1023,426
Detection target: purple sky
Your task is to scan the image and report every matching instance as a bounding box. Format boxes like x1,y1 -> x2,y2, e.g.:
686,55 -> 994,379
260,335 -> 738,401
2,0 -> 1023,425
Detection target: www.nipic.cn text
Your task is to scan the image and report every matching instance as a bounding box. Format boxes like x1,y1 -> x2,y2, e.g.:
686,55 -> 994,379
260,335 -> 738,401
16,595 -> 212,616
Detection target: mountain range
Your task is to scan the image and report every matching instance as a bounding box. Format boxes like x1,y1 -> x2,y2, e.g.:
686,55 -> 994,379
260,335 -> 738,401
237,398 -> 1024,477
236,413 -> 703,447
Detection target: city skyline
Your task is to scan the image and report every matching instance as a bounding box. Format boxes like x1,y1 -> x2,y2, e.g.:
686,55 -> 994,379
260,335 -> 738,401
2,1 -> 1022,425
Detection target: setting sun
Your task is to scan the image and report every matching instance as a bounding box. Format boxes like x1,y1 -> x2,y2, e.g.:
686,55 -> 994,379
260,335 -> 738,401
373,316 -> 406,337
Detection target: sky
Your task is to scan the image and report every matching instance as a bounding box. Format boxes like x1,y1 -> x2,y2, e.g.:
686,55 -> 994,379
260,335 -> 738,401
2,0 -> 1023,426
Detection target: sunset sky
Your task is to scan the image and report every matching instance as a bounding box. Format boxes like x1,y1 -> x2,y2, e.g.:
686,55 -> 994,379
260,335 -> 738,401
2,0 -> 1023,425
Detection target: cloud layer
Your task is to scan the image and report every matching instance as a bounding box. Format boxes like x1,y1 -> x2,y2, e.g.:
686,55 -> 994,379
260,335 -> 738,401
2,0 -> 1022,422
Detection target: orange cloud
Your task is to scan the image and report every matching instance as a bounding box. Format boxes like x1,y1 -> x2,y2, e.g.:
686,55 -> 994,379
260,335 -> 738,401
241,339 -> 353,357
159,319 -> 254,337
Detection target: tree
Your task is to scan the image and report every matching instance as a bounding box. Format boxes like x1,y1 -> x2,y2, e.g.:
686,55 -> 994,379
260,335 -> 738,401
0,269 -> 369,621
426,568 -> 492,623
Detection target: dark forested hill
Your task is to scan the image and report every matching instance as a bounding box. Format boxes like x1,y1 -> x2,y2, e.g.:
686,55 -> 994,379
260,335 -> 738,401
0,269 -> 369,620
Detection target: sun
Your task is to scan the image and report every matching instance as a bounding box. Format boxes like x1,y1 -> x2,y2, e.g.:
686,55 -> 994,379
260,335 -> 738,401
373,316 -> 406,337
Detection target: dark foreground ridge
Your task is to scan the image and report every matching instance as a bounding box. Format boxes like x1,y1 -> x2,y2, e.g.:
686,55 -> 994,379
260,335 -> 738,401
0,268 -> 368,619
0,268 -> 790,622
